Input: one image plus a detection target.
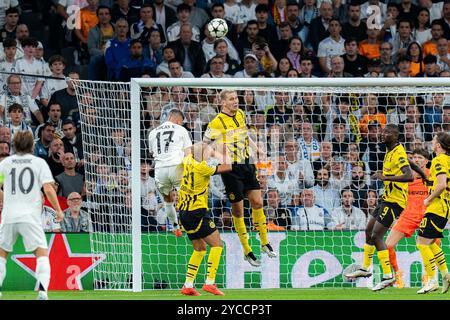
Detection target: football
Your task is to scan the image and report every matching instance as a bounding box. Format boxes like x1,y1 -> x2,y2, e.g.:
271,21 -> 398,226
207,18 -> 229,39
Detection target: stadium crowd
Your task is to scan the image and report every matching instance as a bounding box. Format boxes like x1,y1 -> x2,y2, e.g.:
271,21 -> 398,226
0,0 -> 448,233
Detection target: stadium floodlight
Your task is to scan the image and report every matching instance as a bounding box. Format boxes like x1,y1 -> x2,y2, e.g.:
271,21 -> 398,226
74,77 -> 450,292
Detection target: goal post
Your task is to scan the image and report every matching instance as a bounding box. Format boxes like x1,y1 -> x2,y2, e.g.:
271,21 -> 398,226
75,77 -> 450,292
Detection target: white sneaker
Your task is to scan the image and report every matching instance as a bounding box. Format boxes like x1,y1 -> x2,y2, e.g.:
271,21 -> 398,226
37,291 -> 48,300
345,268 -> 372,279
441,273 -> 450,294
261,244 -> 277,258
417,279 -> 439,294
244,252 -> 261,267
372,276 -> 396,291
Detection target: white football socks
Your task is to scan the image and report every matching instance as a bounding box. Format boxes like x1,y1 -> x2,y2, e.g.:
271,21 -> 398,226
36,256 -> 51,292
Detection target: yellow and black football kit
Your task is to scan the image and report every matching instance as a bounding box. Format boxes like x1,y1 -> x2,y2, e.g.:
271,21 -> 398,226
418,153 -> 450,239
177,154 -> 218,240
374,143 -> 410,227
204,109 -> 260,203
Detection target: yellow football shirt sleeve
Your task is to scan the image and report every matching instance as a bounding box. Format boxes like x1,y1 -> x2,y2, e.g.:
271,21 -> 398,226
196,161 -> 217,177
433,156 -> 447,177
204,119 -> 221,142
394,147 -> 409,171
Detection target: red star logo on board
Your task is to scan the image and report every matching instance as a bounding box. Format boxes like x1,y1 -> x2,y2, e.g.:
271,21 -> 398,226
12,233 -> 105,290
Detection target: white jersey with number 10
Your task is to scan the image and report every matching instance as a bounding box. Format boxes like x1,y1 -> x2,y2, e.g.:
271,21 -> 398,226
0,154 -> 54,226
148,121 -> 192,169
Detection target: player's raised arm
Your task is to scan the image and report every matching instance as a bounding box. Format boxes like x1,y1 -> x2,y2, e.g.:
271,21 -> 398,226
409,161 -> 428,182
377,165 -> 414,183
43,183 -> 64,222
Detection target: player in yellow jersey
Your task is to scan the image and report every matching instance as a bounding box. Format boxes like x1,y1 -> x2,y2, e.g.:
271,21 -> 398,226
203,90 -> 276,267
416,132 -> 450,294
346,124 -> 427,291
178,142 -> 232,296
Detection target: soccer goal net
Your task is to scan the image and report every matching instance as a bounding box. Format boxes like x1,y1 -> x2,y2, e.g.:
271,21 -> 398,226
73,78 -> 450,291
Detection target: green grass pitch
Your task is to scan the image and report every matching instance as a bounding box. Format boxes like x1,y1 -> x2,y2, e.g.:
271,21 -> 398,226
2,288 -> 450,300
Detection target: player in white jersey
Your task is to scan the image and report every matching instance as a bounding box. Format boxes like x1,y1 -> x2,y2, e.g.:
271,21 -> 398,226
0,131 -> 63,300
148,109 -> 192,235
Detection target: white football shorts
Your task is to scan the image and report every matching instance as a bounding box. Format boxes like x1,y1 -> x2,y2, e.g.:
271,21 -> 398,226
0,222 -> 48,253
154,164 -> 184,196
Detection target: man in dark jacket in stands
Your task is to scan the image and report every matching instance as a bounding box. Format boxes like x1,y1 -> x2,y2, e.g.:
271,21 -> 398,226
119,39 -> 156,81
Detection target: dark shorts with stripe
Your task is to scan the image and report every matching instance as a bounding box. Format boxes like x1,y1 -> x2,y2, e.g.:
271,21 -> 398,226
371,201 -> 404,228
221,163 -> 260,203
417,212 -> 448,239
179,208 -> 217,241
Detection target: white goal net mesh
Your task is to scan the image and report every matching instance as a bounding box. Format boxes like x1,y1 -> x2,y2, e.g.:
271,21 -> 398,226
74,79 -> 450,290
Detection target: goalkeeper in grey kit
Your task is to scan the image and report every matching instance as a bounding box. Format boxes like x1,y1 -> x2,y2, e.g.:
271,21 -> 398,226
148,109 -> 192,235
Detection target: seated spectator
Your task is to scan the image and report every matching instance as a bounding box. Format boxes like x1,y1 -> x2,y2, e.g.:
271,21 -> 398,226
201,55 -> 231,79
414,7 -> 432,45
266,91 -> 292,125
74,0 -> 99,49
342,4 -> 367,43
268,154 -> 298,207
34,123 -> 55,159
359,28 -> 382,62
342,37 -> 369,77
308,1 -> 332,52
156,46 -> 176,76
396,54 -> 412,77
42,200 -> 62,233
312,141 -> 333,171
167,58 -> 194,78
317,19 -> 345,75
5,103 -> 33,145
0,7 -> 19,43
349,163 -> 369,209
441,105 -> 450,132
422,20 -> 444,57
286,36 -> 306,73
251,37 -> 278,74
379,42 -> 395,73
88,6 -> 115,80
43,181 -> 68,211
361,189 -> 378,218
119,39 -> 156,81
272,22 -> 292,61
330,117 -> 350,156
13,24 -> 29,59
436,38 -> 450,72
166,3 -> 200,43
182,103 -> 202,142
167,23 -> 205,77
104,18 -> 131,81
160,86 -> 190,122
311,167 -> 340,214
390,17 -> 414,57
206,38 -> 240,76
48,72 -> 81,125
236,19 -> 259,61
416,54 -> 439,77
35,41 -> 51,77
0,126 -> 11,145
0,38 -> 17,90
297,121 -> 320,162
297,0 -> 317,48
111,0 -> 140,25
62,120 -> 84,168
56,152 -> 85,198
364,57 -> 383,77
328,155 -> 351,192
299,55 -> 315,78
40,55 -> 68,108
423,93 -> 444,132
274,57 -> 292,77
407,41 -> 424,76
387,94 -> 409,126
144,29 -> 164,67
0,140 -> 10,158
266,188 -> 291,230
131,3 -> 166,45
329,187 -> 367,230
284,138 -> 314,191
290,188 -> 331,231
0,74 -> 43,127
255,4 -> 278,45
13,37 -> 44,99
359,93 -> 387,134
234,53 -> 259,78
328,55 -> 353,78
61,192 -> 93,233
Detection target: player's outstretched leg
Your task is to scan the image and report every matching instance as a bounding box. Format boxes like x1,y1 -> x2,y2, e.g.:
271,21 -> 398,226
181,249 -> 206,296
371,222 -> 396,291
35,252 -> 51,300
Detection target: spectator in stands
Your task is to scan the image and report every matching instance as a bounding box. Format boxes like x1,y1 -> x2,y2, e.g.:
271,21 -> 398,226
266,91 -> 292,125
422,21 -> 444,57
308,1 -> 332,52
0,140 -> 10,158
111,0 -> 140,25
328,55 -> 352,78
34,123 -> 55,159
251,37 -> 278,74
286,36 -> 305,73
48,71 -> 80,125
364,57 -> 382,77
266,188 -> 291,230
47,138 -> 65,178
56,152 -> 85,198
419,0 -> 443,22
272,22 -> 292,61
342,4 -> 367,43
236,19 -> 259,61
255,4 -> 278,45
442,105 -> 450,133
329,187 -> 367,230
362,188 -> 378,218
268,153 -> 297,206
387,94 -> 409,126
62,120 -> 84,168
42,193 -> 62,233
167,23 -> 205,77
0,74 -> 43,127
40,55 -> 68,108
167,3 -> 199,43
291,188 -> 330,231
359,120 -> 386,175
14,24 -> 29,59
406,104 -> 425,139
330,117 -> 350,156
105,18 -> 131,81
328,155 -> 351,192
424,93 -> 444,135
0,7 -> 19,43
61,192 -> 93,233
0,126 -> 11,144
396,54 -> 412,77
209,39 -> 240,76
406,41 -> 424,76
183,0 -> 209,29
312,141 -> 333,171
349,163 -> 369,209
74,0 -> 100,49
342,37 -> 368,77
0,38 -> 17,90
284,138 -> 314,191
297,121 -> 320,161
436,38 -> 450,72
379,42 -> 395,73
414,8 -> 432,45
201,55 -> 230,79
416,54 -> 439,77
359,94 -> 386,135
299,55 -> 315,78
87,5 -> 115,80
37,103 -> 64,139
6,103 -> 33,145
234,53 -> 259,78
131,3 -> 165,45
297,0 -> 317,48
359,27 -> 381,60
119,39 -> 155,81
311,167 -> 340,213
390,18 -> 414,57
317,19 -> 345,75
153,0 -> 177,36
156,46 -> 175,75
14,37 -> 44,99
167,58 -> 193,78
398,0 -> 420,22
361,0 -> 387,22
160,86 -> 189,122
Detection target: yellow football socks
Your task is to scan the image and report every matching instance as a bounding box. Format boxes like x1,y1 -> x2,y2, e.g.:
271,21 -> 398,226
377,249 -> 392,277
205,247 -> 223,285
363,244 -> 376,270
185,250 -> 206,287
252,208 -> 268,246
430,242 -> 448,275
232,216 -> 252,255
417,244 -> 436,279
